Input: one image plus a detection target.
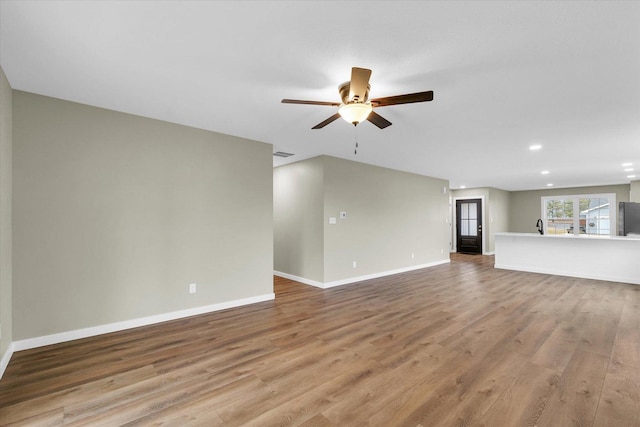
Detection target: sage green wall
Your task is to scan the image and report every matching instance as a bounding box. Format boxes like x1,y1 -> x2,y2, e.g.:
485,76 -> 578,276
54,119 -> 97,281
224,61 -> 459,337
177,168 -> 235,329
509,184 -> 630,234
273,156 -> 450,284
273,157 -> 324,282
0,67 -> 12,356
322,156 -> 450,282
13,91 -> 273,340
631,180 -> 640,202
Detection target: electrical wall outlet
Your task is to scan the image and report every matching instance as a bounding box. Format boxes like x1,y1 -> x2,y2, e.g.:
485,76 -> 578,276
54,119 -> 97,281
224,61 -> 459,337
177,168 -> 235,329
189,283 -> 197,294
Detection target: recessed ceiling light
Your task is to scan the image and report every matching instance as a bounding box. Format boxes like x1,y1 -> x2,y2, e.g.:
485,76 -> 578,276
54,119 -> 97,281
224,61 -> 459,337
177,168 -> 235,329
622,162 -> 633,167
546,183 -> 554,187
541,170 -> 550,175
628,175 -> 637,179
529,144 -> 542,151
624,168 -> 634,172
460,185 -> 466,189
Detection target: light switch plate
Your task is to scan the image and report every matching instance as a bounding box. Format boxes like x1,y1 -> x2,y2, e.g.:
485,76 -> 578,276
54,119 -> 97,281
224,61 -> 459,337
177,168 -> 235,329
329,217 -> 337,224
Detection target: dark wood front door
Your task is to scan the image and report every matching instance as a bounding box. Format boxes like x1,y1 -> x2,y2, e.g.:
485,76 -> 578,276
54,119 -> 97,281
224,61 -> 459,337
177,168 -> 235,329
456,199 -> 482,254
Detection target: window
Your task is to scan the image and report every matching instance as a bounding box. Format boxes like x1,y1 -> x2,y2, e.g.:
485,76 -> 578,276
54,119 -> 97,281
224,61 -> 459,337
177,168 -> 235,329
459,201 -> 478,236
541,194 -> 615,237
545,199 -> 574,234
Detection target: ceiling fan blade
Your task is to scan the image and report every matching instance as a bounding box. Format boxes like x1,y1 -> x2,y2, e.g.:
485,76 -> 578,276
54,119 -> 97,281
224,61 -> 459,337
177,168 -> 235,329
348,67 -> 372,102
371,90 -> 434,107
312,113 -> 341,129
282,99 -> 341,107
367,111 -> 392,129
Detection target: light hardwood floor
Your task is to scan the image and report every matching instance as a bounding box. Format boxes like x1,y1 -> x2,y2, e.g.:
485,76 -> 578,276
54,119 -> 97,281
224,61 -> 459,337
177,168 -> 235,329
1,254 -> 638,426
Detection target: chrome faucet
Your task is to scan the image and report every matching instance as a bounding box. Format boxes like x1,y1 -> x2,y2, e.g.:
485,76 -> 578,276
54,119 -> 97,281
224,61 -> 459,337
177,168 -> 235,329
536,219 -> 544,235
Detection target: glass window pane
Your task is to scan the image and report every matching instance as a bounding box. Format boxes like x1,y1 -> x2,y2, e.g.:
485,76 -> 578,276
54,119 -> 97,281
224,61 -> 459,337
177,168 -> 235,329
468,203 -> 477,219
579,198 -> 590,213
564,200 -> 574,218
468,220 -> 477,236
580,197 -> 611,235
461,203 -> 469,220
545,199 -> 573,234
461,220 -> 469,235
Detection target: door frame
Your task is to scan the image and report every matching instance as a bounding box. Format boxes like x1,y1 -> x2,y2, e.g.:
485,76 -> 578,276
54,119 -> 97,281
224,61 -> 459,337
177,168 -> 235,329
452,195 -> 486,254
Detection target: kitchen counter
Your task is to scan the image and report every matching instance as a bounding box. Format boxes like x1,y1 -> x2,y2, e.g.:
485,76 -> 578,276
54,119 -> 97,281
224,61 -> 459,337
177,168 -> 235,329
494,232 -> 640,285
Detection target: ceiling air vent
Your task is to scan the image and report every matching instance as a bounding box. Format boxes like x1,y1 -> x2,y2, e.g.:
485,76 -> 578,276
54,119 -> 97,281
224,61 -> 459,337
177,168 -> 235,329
273,151 -> 294,158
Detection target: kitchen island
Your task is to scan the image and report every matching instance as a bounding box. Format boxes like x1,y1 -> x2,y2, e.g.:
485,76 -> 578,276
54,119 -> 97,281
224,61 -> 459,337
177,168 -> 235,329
494,232 -> 640,285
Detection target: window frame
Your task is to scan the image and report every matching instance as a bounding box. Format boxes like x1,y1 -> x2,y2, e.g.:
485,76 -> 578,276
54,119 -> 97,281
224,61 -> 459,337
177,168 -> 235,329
541,193 -> 616,237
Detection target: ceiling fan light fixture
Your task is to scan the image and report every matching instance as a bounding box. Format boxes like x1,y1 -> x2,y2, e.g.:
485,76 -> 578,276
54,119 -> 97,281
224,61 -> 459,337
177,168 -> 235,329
282,67 -> 432,129
338,102 -> 372,125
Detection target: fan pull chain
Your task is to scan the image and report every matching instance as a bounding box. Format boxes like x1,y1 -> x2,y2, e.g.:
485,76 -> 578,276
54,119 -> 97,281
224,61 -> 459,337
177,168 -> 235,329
354,124 -> 359,155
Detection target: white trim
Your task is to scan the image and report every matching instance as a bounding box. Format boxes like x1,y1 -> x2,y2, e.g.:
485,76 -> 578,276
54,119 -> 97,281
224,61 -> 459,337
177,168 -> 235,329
323,260 -> 450,288
0,342 -> 15,380
275,259 -> 450,289
273,271 -> 325,288
11,293 -> 275,353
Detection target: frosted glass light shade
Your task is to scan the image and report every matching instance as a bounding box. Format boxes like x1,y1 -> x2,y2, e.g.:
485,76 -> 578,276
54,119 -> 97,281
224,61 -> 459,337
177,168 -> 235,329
338,102 -> 372,125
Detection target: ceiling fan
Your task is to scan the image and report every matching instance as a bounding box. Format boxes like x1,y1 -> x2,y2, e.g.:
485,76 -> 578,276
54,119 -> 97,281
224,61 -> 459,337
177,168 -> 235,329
282,67 -> 434,129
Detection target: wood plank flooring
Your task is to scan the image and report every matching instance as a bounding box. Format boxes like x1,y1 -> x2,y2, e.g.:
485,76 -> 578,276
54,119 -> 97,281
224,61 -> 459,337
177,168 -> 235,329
1,254 -> 638,426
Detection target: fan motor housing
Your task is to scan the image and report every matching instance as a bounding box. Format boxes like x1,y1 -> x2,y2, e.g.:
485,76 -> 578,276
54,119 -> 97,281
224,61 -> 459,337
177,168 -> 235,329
339,82 -> 370,104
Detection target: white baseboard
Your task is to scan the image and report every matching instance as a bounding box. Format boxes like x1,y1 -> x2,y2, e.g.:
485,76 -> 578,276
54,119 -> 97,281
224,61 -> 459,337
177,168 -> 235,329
11,293 -> 275,354
273,271 -> 325,288
0,342 -> 15,380
275,259 -> 450,289
323,260 -> 451,288
451,250 -> 494,255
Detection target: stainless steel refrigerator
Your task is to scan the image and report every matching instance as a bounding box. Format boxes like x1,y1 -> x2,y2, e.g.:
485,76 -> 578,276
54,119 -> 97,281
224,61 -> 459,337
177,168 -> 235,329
619,202 -> 640,236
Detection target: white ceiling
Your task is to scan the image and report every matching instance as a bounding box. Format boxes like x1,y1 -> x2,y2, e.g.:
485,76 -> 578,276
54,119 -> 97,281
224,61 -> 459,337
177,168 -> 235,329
1,1 -> 639,191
